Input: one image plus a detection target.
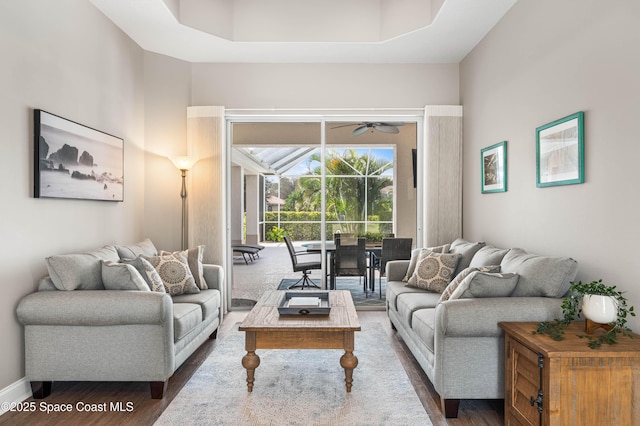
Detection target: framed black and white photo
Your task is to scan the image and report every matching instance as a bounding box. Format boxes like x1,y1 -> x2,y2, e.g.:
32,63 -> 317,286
536,111 -> 584,188
481,141 -> 507,193
34,110 -> 124,201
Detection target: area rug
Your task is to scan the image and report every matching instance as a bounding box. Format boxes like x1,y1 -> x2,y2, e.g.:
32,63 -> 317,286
277,278 -> 386,308
155,323 -> 431,426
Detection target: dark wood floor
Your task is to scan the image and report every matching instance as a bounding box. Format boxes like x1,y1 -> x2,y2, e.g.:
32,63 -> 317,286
0,311 -> 504,426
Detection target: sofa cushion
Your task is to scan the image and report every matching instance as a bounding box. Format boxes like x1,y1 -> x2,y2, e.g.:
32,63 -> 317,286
115,238 -> 158,260
161,246 -> 207,290
396,292 -> 441,327
172,303 -> 202,341
449,239 -> 486,277
45,245 -> 120,290
449,271 -> 519,300
386,281 -> 432,311
101,261 -> 150,291
403,244 -> 450,282
411,308 -> 436,353
406,252 -> 460,292
438,265 -> 501,303
141,253 -> 200,296
469,245 -> 510,268
122,257 -> 166,293
172,289 -> 221,321
501,248 -> 578,298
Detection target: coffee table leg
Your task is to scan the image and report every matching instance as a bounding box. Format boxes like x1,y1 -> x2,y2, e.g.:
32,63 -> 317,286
340,332 -> 358,392
242,331 -> 260,392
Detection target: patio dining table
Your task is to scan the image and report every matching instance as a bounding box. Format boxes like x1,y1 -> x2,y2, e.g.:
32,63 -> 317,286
303,242 -> 382,292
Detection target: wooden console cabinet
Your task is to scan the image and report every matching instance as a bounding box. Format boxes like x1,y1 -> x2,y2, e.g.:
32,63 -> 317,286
499,321 -> 640,426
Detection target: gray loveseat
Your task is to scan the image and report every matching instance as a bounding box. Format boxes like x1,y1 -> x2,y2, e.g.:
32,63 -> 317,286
386,238 -> 578,418
17,239 -> 223,399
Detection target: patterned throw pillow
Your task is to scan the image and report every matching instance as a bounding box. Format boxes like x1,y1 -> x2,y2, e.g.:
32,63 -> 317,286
161,245 -> 207,290
438,265 -> 501,303
406,252 -> 461,293
141,253 -> 199,296
123,256 -> 166,293
402,244 -> 451,282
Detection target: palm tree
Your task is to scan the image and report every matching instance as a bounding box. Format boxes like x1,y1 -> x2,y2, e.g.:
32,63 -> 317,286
288,149 -> 393,233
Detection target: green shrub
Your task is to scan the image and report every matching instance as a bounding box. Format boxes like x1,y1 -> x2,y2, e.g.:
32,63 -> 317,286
265,226 -> 286,242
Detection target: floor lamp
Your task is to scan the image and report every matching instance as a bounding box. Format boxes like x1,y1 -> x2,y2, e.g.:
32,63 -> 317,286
170,156 -> 198,250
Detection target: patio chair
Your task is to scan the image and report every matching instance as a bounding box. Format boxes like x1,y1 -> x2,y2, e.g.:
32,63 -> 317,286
372,237 -> 413,298
283,236 -> 322,289
334,234 -> 368,294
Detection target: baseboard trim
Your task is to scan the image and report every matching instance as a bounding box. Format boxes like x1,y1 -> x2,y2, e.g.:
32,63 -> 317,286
0,377 -> 31,416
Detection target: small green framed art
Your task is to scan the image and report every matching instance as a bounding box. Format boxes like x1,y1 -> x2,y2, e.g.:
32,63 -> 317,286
481,141 -> 507,193
536,111 -> 584,187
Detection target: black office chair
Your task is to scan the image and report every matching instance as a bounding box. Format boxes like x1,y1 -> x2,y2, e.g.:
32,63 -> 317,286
373,237 -> 413,298
334,234 -> 367,294
283,235 -> 322,289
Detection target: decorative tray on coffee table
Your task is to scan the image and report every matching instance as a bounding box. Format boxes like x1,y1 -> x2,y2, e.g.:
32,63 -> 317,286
278,291 -> 331,316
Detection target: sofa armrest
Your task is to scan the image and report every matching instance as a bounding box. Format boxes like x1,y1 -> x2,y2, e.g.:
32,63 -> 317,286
203,264 -> 224,290
435,297 -> 564,338
386,260 -> 410,282
17,290 -> 172,326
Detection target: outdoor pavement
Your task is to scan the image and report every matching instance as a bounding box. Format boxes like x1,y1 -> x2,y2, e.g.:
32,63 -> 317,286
231,241 -> 382,307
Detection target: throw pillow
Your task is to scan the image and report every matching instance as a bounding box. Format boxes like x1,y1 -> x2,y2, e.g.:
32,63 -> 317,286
449,238 -> 486,278
45,245 -> 120,291
402,244 -> 451,282
115,238 -> 158,260
122,256 -> 166,293
469,245 -> 510,268
101,261 -> 150,291
438,265 -> 501,303
501,248 -> 578,298
406,252 -> 460,293
140,253 -> 199,296
448,271 -> 519,301
160,245 -> 207,290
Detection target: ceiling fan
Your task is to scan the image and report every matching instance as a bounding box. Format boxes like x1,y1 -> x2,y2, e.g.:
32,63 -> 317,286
331,121 -> 405,136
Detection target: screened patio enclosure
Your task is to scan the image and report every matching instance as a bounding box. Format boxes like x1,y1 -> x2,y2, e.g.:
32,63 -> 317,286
230,121 -> 418,247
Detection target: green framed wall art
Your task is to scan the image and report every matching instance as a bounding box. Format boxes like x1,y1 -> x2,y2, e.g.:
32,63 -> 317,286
536,111 -> 584,188
481,141 -> 507,193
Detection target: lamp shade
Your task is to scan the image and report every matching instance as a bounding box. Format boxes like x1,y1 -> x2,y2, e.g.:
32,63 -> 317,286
170,156 -> 198,171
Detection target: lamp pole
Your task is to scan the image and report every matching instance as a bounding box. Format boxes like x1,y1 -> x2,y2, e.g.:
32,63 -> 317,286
180,168 -> 188,251
170,156 -> 198,251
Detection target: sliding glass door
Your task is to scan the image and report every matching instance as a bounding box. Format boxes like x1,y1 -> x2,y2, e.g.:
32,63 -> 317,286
228,117 -> 418,308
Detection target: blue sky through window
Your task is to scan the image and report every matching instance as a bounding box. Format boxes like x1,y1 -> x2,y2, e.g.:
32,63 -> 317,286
282,147 -> 394,176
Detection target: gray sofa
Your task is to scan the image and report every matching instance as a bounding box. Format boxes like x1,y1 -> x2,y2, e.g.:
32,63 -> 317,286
16,239 -> 224,399
386,239 -> 578,418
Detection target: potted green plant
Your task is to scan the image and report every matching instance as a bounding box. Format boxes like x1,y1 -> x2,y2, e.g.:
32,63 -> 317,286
534,279 -> 636,348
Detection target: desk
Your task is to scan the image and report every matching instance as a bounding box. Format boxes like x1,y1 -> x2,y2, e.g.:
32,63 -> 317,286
304,242 -> 381,292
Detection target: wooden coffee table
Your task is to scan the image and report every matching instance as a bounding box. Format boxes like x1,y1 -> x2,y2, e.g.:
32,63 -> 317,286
238,290 -> 361,392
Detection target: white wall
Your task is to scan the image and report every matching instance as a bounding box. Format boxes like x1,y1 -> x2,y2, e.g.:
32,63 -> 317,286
143,52 -> 192,252
461,0 -> 640,329
0,0 -> 145,392
191,63 -> 459,108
